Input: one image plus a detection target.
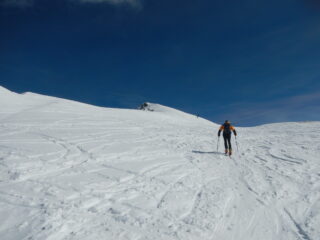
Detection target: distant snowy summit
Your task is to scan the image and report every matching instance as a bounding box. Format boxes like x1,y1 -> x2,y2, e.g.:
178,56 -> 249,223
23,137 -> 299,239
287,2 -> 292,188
139,102 -> 155,111
138,102 -> 202,121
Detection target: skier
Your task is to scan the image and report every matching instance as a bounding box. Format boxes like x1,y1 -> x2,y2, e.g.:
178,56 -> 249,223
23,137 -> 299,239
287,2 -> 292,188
218,120 -> 237,156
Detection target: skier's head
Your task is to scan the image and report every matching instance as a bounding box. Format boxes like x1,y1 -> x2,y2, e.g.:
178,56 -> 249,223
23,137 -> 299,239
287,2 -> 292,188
225,120 -> 230,124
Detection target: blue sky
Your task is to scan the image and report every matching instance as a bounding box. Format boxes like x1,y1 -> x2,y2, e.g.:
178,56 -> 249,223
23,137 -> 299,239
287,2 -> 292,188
1,0 -> 320,126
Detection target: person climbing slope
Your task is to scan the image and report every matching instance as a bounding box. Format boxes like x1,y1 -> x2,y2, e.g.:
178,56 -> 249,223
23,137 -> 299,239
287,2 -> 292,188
218,120 -> 237,156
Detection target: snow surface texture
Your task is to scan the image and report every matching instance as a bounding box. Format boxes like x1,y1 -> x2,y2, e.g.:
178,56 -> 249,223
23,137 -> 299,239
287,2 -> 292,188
0,86 -> 319,240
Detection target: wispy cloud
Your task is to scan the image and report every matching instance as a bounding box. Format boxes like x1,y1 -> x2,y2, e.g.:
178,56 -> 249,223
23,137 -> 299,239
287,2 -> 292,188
216,91 -> 320,126
0,0 -> 33,7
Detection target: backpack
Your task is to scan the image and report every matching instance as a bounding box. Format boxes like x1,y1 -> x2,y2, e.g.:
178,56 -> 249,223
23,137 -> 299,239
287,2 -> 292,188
223,123 -> 231,134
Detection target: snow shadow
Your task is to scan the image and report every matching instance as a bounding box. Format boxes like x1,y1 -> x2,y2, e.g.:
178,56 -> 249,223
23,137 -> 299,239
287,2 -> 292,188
192,150 -> 225,155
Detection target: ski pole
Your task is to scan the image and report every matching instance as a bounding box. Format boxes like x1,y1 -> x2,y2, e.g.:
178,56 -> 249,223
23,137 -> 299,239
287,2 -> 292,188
235,136 -> 239,152
217,136 -> 220,152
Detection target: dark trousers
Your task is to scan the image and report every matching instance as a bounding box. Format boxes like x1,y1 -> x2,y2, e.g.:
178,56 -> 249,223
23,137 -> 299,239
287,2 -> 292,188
223,133 -> 232,150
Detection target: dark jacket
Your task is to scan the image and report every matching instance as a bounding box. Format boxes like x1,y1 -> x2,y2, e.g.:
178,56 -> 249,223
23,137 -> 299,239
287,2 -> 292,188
218,123 -> 237,137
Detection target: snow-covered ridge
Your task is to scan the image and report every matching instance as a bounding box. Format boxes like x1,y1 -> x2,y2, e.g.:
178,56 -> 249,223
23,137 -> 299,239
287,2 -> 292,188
0,87 -> 212,125
0,87 -> 97,111
0,86 -> 319,240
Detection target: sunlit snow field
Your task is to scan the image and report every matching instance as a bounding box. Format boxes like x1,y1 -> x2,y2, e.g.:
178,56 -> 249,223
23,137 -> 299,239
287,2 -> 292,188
0,86 -> 319,240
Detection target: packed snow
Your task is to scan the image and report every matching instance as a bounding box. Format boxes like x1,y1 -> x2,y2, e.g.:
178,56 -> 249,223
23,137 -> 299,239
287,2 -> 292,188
0,86 -> 319,240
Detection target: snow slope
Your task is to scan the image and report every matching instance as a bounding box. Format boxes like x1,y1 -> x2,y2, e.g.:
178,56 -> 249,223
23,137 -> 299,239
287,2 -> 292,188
0,86 -> 319,240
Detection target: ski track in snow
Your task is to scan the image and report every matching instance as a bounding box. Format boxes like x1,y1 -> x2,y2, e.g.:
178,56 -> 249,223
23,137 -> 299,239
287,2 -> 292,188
0,88 -> 320,240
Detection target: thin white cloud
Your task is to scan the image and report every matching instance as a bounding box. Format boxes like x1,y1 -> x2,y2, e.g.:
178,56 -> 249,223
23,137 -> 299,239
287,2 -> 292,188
218,91 -> 320,126
0,0 -> 33,7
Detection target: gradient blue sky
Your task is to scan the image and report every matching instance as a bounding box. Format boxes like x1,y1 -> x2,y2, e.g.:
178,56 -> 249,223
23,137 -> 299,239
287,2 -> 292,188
1,0 -> 320,126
